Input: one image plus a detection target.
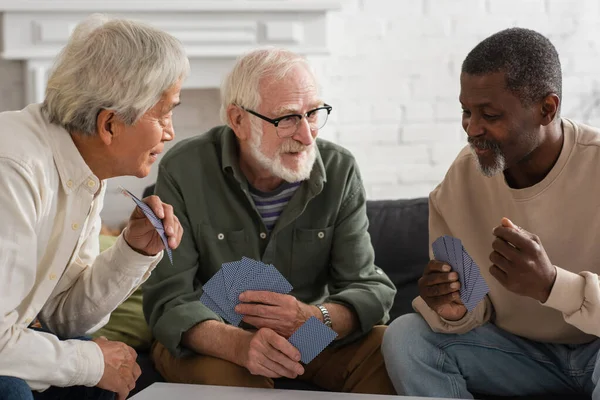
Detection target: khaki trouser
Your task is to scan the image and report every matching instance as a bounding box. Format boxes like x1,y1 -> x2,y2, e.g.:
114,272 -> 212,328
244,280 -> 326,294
151,326 -> 395,395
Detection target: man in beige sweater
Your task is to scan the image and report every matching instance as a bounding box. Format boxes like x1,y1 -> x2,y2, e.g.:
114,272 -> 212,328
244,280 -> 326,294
382,27 -> 600,399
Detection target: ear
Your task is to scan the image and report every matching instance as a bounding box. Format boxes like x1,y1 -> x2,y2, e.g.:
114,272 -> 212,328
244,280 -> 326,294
540,94 -> 560,126
227,104 -> 250,141
96,109 -> 116,146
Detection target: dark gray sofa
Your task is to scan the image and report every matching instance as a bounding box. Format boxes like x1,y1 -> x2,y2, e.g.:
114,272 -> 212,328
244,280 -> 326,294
131,194 -> 588,399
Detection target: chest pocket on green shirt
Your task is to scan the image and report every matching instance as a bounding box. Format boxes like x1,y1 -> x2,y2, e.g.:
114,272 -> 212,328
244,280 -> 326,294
291,225 -> 334,288
197,225 -> 249,271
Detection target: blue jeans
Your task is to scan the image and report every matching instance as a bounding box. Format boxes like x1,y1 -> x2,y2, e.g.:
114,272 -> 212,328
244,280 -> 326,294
382,313 -> 600,399
0,376 -> 114,400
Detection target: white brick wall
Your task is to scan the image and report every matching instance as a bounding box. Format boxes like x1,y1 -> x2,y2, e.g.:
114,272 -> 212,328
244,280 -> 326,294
312,0 -> 600,200
1,0 -> 600,226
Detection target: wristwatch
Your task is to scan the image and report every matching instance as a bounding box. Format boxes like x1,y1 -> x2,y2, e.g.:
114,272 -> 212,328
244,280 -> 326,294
315,304 -> 332,328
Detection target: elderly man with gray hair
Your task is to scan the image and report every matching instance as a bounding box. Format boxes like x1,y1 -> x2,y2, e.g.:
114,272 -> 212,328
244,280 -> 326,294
0,15 -> 188,400
143,48 -> 397,394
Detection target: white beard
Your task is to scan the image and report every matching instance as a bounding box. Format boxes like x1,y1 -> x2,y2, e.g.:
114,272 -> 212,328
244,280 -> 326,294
248,124 -> 316,182
469,145 -> 506,177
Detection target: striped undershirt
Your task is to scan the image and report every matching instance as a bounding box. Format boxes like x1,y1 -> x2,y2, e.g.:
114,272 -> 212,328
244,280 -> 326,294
249,181 -> 302,232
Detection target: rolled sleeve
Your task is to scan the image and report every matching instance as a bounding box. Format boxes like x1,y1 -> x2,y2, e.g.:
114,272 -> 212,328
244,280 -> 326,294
326,162 -> 396,345
151,298 -> 222,357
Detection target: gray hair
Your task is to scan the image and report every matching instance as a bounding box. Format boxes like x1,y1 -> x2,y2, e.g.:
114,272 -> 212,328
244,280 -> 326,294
220,47 -> 316,126
43,14 -> 190,135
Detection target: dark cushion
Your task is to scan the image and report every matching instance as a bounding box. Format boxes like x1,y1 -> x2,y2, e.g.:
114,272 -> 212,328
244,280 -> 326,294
366,198 -> 429,321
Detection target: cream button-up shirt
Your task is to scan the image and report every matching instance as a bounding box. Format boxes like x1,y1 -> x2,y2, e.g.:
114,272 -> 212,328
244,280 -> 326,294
0,104 -> 162,390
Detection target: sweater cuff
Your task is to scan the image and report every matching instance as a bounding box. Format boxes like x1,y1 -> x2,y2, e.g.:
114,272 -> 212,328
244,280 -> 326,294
542,266 -> 586,315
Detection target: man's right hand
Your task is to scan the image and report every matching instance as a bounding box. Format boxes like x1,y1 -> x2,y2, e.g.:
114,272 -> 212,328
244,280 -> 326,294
239,328 -> 304,379
419,260 -> 467,321
93,337 -> 141,400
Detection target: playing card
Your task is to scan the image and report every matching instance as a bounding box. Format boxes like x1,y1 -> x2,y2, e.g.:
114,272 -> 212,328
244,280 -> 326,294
202,270 -> 240,324
221,260 -> 241,291
432,236 -> 451,265
450,236 -> 466,288
230,257 -> 266,296
461,248 -> 489,311
442,236 -> 462,288
200,292 -> 232,321
288,316 -> 338,364
233,264 -> 293,304
119,186 -> 173,264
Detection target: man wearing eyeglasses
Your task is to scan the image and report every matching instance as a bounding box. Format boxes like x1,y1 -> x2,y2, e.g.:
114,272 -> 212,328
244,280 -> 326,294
142,48 -> 396,393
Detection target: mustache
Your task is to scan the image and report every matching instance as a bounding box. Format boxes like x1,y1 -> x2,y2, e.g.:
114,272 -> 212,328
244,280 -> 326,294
280,140 -> 312,153
468,137 -> 500,151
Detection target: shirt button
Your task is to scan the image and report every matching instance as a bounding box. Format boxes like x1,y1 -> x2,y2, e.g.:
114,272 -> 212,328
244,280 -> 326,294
87,180 -> 96,188
72,223 -> 79,230
66,180 -> 73,188
217,233 -> 224,240
49,273 -> 57,280
317,231 -> 325,239
260,232 -> 267,239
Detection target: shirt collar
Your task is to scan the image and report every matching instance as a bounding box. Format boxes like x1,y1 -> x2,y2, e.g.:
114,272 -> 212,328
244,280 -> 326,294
219,125 -> 327,189
42,108 -> 101,195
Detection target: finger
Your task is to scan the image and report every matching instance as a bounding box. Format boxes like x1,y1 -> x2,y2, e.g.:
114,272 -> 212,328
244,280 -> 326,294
421,281 -> 460,298
426,291 -> 462,309
501,217 -> 519,230
250,361 -> 283,378
143,195 -> 165,219
489,264 -> 508,285
491,237 -> 519,262
235,303 -> 277,318
243,315 -> 280,330
493,225 -> 532,251
160,203 -> 176,240
120,365 -> 136,392
420,272 -> 459,287
263,338 -> 304,377
489,250 -> 511,272
425,260 -> 452,274
132,362 -> 142,381
171,215 -> 183,249
266,331 -> 301,362
127,346 -> 138,361
117,382 -> 129,400
239,291 -> 282,305
260,354 -> 300,379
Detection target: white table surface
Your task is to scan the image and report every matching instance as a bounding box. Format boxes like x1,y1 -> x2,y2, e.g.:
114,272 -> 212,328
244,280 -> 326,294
130,383 -> 452,399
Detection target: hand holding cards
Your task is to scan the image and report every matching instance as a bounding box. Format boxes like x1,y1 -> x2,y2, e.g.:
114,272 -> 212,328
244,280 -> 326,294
119,186 -> 180,264
200,257 -> 337,364
431,235 -> 489,312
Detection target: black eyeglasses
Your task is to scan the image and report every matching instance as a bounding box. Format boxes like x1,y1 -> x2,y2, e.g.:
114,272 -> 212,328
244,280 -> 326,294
240,103 -> 332,138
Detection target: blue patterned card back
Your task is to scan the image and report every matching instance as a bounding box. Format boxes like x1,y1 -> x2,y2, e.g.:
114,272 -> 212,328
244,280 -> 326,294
288,316 -> 338,364
119,186 -> 173,264
202,270 -> 240,324
461,249 -> 489,311
432,236 -> 451,265
241,264 -> 293,296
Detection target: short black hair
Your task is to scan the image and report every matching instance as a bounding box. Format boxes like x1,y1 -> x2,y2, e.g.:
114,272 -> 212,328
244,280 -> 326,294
462,27 -> 562,104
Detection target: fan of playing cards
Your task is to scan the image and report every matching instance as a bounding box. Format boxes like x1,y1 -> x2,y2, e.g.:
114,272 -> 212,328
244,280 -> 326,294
200,257 -> 338,364
432,235 -> 489,312
119,186 -> 173,264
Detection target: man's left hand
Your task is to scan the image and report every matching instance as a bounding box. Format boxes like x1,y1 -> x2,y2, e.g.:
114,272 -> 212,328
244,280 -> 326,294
489,217 -> 557,303
123,195 -> 183,257
234,291 -> 315,338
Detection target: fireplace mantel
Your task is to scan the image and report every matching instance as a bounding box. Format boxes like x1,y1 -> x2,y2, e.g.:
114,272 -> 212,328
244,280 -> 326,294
0,0 -> 341,103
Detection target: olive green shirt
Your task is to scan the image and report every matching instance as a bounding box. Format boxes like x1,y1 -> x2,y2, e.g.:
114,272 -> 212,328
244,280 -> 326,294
143,126 -> 396,357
